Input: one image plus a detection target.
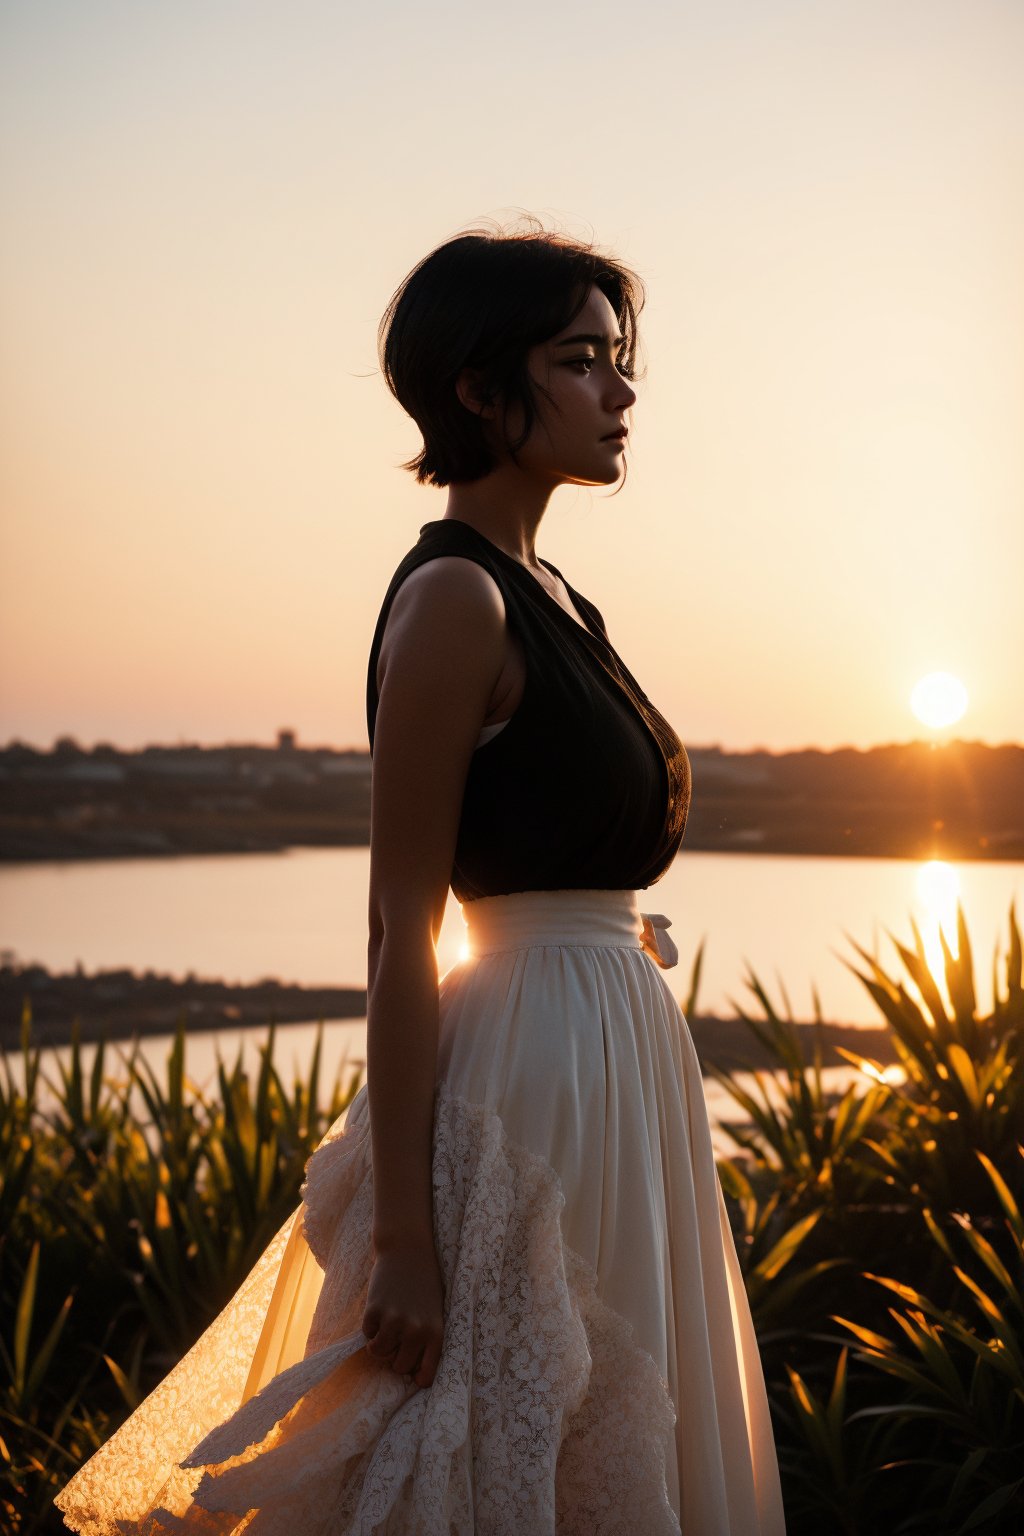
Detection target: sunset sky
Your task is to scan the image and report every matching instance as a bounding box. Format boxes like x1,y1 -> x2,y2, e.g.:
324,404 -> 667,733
2,0 -> 1021,753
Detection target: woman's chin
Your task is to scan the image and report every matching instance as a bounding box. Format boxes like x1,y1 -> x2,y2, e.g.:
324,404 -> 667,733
557,457 -> 626,489
592,460 -> 626,486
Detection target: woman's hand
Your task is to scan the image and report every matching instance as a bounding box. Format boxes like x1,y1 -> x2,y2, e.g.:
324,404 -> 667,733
362,1236 -> 446,1389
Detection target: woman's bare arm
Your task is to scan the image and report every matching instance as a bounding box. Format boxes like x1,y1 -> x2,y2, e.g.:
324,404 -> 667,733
361,554 -> 507,1382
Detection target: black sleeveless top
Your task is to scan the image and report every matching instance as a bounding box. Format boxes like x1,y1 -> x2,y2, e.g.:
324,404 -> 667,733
366,518 -> 691,903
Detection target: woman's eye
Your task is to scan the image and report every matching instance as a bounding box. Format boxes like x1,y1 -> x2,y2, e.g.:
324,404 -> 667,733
567,357 -> 632,377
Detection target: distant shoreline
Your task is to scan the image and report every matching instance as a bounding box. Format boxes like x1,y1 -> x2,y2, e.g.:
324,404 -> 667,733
4,842 -> 1021,866
2,962 -> 900,1075
2,962 -> 366,1051
3,738 -> 1021,864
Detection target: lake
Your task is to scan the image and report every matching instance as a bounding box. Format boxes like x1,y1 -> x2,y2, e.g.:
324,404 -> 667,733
2,847 -> 1020,1026
4,847 -> 1020,1156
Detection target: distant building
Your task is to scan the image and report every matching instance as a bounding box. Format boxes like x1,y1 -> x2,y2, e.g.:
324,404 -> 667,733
64,762 -> 126,783
318,756 -> 370,775
277,728 -> 297,751
133,751 -> 232,779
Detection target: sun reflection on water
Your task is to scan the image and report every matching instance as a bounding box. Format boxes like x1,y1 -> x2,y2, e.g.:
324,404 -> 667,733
906,858 -> 963,1019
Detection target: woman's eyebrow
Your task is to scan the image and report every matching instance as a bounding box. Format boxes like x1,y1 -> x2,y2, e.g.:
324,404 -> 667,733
553,332 -> 627,348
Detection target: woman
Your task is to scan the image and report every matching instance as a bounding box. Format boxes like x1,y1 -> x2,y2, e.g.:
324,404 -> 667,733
55,219 -> 787,1534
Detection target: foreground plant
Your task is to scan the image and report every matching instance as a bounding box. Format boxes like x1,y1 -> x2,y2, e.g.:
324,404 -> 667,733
0,1013 -> 363,1534
709,899 -> 1024,1532
826,1143 -> 1024,1532
837,900 -> 1024,1222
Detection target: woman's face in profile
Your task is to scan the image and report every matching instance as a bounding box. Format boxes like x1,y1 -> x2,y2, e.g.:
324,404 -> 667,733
495,284 -> 638,488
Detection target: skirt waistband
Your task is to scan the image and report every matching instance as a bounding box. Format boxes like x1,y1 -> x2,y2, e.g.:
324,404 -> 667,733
459,888 -> 678,969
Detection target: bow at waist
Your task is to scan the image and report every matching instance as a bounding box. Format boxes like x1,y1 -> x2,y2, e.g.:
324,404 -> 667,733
639,911 -> 678,969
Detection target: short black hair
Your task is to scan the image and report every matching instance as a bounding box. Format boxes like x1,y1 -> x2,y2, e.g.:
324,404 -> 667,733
377,213 -> 647,488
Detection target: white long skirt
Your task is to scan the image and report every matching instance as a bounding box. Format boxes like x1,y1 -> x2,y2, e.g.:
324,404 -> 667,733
55,887 -> 787,1535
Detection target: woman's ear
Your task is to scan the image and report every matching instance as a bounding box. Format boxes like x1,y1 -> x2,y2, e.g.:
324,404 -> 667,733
455,367 -> 497,421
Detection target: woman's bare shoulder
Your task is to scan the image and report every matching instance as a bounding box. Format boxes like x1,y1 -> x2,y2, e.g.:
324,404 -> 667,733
376,555 -> 507,696
382,554 -> 506,643
390,552 -> 504,610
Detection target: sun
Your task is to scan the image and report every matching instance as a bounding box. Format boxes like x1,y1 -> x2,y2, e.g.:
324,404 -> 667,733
910,671 -> 968,730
